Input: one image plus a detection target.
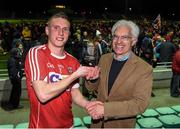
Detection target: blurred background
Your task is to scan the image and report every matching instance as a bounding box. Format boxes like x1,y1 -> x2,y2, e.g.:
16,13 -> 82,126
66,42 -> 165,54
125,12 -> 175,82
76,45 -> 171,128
0,0 -> 180,128
0,0 -> 179,20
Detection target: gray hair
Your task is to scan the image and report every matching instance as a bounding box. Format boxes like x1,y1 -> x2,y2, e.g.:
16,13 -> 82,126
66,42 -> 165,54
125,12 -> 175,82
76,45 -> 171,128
111,20 -> 140,38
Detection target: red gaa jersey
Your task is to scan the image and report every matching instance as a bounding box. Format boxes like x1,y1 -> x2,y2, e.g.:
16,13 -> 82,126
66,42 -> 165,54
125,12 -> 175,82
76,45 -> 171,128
25,44 -> 80,128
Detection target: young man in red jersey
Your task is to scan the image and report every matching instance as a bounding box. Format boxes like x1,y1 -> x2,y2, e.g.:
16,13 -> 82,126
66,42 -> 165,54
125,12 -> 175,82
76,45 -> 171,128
25,12 -> 101,128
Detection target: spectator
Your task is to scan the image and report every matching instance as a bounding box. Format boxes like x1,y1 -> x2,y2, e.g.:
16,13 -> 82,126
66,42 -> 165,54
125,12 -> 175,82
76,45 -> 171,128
170,48 -> 180,97
156,39 -> 176,62
22,25 -> 32,58
5,48 -> 23,111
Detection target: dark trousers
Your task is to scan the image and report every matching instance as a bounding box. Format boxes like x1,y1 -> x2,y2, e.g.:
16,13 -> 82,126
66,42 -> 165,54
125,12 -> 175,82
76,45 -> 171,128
9,78 -> 22,108
23,40 -> 32,52
170,73 -> 180,97
23,40 -> 32,61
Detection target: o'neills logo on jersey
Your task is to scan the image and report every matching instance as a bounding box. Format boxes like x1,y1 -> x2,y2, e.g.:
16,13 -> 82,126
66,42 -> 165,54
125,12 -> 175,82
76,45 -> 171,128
67,67 -> 73,74
58,64 -> 64,73
47,62 -> 55,69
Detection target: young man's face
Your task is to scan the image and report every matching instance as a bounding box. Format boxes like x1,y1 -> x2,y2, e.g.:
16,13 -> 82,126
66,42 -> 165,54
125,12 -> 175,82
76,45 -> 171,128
46,17 -> 70,48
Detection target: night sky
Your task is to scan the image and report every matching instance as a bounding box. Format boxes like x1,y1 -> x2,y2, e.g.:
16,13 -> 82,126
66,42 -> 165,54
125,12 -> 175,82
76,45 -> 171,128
67,0 -> 179,18
0,0 -> 179,19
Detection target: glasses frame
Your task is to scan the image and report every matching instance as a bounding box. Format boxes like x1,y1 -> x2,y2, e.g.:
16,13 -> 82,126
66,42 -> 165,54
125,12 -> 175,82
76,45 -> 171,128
112,34 -> 132,42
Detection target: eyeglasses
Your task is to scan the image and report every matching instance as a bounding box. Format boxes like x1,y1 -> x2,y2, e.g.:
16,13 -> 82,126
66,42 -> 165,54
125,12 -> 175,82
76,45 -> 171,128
49,25 -> 70,33
112,35 -> 132,42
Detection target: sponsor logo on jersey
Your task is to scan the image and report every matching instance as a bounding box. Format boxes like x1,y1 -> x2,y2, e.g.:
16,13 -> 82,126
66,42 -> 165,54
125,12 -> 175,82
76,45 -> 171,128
49,72 -> 71,91
49,72 -> 69,82
49,72 -> 61,82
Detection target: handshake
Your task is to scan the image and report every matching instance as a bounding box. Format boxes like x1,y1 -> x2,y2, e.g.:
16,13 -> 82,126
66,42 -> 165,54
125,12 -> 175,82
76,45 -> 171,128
75,66 -> 100,81
85,100 -> 104,120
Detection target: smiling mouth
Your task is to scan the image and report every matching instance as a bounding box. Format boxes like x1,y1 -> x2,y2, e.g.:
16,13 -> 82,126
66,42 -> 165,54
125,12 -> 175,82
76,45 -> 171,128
56,37 -> 64,41
116,45 -> 124,49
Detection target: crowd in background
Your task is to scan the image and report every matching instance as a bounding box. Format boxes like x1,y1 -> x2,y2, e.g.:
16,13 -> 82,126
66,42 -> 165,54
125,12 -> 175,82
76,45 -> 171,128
0,16 -> 180,112
0,17 -> 180,68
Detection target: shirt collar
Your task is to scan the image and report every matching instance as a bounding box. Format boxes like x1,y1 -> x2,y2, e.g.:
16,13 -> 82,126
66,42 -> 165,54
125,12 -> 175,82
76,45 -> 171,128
113,52 -> 131,61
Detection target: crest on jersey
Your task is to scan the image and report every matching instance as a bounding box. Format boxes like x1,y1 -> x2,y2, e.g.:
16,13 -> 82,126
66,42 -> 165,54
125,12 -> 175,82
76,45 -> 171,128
67,67 -> 73,74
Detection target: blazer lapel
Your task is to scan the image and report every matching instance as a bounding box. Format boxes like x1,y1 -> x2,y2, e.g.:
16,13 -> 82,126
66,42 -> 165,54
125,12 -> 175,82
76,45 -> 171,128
101,53 -> 114,99
108,53 -> 138,98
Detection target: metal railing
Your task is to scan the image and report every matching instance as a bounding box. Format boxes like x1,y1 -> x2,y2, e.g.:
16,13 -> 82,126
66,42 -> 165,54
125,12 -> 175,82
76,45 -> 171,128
0,69 -> 25,79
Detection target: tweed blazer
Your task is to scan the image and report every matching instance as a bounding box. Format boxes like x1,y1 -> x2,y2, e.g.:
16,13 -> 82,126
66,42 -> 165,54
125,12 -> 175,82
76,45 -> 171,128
85,51 -> 153,128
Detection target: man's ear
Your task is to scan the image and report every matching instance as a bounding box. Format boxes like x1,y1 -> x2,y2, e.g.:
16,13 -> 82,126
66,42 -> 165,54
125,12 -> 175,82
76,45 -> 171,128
131,38 -> 137,46
68,31 -> 71,36
45,26 -> 49,36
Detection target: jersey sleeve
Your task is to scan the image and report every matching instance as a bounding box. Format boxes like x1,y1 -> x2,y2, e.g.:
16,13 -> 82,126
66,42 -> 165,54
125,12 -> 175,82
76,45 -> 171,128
25,46 -> 47,83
